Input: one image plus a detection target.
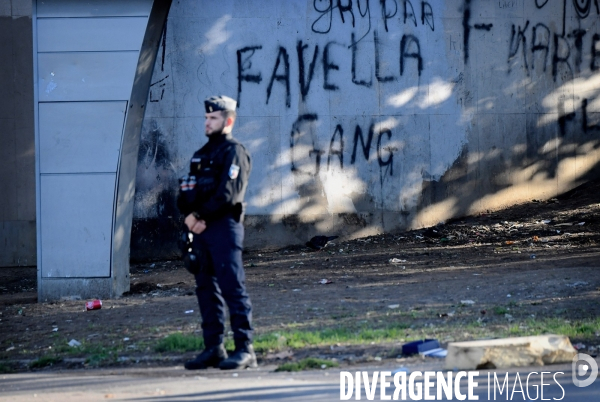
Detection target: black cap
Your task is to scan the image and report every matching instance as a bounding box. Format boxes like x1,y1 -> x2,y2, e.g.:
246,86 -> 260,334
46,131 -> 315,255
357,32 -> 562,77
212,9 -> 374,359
204,95 -> 237,113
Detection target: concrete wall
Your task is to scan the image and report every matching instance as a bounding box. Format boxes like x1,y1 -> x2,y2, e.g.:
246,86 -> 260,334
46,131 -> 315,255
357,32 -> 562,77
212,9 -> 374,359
0,0 -> 35,267
132,0 -> 600,258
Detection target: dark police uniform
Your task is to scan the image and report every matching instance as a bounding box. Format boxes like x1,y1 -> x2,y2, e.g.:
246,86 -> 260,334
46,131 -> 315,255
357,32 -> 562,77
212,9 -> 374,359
177,95 -> 255,370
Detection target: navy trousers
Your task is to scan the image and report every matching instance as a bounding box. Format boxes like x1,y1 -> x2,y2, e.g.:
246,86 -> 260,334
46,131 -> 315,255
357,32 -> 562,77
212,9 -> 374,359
192,214 -> 253,349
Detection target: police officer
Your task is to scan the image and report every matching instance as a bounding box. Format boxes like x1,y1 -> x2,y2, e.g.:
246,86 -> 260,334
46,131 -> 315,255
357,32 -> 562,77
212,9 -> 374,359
177,95 -> 255,370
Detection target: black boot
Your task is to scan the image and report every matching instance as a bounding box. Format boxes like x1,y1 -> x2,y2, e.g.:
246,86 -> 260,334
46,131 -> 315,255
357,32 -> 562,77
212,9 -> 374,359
219,344 -> 257,370
184,344 -> 228,370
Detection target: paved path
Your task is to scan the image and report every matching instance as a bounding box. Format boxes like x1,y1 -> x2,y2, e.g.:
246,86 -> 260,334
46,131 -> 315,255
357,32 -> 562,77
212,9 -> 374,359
1,360 -> 598,401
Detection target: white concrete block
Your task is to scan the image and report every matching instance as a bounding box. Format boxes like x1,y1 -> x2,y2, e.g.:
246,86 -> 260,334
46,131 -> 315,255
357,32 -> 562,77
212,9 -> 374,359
445,335 -> 577,370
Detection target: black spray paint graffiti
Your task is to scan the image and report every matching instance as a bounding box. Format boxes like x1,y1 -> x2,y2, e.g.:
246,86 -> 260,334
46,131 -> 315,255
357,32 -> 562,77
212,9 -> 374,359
507,21 -> 600,80
149,75 -> 169,102
311,0 -> 434,47
236,46 -> 263,108
237,31 -> 423,107
266,47 -> 291,107
559,98 -> 600,136
462,0 -> 494,64
297,41 -> 320,100
291,114 -> 395,177
461,0 -> 600,67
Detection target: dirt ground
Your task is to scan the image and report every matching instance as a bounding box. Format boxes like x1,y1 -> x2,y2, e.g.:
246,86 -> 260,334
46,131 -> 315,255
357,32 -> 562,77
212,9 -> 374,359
1,179 -> 600,372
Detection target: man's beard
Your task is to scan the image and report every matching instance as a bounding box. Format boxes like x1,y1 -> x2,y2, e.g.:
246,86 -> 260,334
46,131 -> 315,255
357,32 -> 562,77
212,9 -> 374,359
206,122 -> 226,137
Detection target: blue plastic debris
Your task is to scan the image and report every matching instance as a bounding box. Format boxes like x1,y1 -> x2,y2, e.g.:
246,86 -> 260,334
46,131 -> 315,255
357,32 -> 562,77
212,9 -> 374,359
402,339 -> 440,356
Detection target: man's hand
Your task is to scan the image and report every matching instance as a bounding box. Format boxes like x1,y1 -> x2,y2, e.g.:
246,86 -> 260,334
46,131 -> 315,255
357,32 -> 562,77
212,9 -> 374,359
185,214 -> 207,234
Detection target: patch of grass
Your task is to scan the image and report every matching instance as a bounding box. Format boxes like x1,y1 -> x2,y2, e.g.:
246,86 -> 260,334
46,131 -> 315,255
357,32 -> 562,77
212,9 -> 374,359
30,356 -> 62,369
82,344 -> 119,366
526,318 -> 600,338
0,363 -> 14,373
253,323 -> 410,352
493,306 -> 509,315
155,333 -> 204,353
508,325 -> 522,335
86,353 -> 110,367
275,357 -> 338,372
331,312 -> 356,320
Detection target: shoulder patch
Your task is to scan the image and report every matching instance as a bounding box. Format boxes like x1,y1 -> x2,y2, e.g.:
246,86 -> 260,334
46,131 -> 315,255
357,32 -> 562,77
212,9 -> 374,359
228,164 -> 240,179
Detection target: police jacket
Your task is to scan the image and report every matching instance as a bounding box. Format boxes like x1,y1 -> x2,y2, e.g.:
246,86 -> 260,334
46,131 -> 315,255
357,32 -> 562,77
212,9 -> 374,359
177,133 -> 251,222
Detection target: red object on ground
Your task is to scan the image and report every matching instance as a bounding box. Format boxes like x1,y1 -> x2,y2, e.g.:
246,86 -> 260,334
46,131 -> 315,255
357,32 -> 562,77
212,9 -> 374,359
85,299 -> 102,311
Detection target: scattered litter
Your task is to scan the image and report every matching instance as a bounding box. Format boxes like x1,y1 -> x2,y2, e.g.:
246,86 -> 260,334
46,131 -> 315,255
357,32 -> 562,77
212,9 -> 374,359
505,240 -> 515,245
68,339 -> 81,347
52,328 -> 58,332
423,228 -> 443,238
530,254 -> 536,259
266,350 -> 293,359
156,284 -> 163,288
387,304 -> 400,309
402,339 -> 440,355
573,342 -> 586,350
319,279 -> 333,284
389,258 -> 407,264
123,337 -> 130,341
567,281 -> 589,288
578,222 -> 585,226
150,263 -> 155,268
185,310 -> 194,314
460,300 -> 475,305
85,299 -> 102,311
507,294 -> 512,298
421,348 -> 447,358
542,220 -> 552,224
306,235 -> 338,250
5,346 -> 14,352
292,289 -> 301,292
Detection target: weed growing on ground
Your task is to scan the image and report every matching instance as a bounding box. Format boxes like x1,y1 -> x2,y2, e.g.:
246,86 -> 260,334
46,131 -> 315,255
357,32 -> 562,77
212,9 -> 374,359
493,306 -> 509,315
275,357 -> 338,372
0,363 -> 14,373
30,356 -> 62,369
155,332 -> 205,353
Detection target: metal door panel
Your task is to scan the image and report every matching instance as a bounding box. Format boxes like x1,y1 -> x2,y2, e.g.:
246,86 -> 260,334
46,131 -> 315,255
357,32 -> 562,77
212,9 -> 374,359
40,174 -> 115,278
39,102 -> 127,174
